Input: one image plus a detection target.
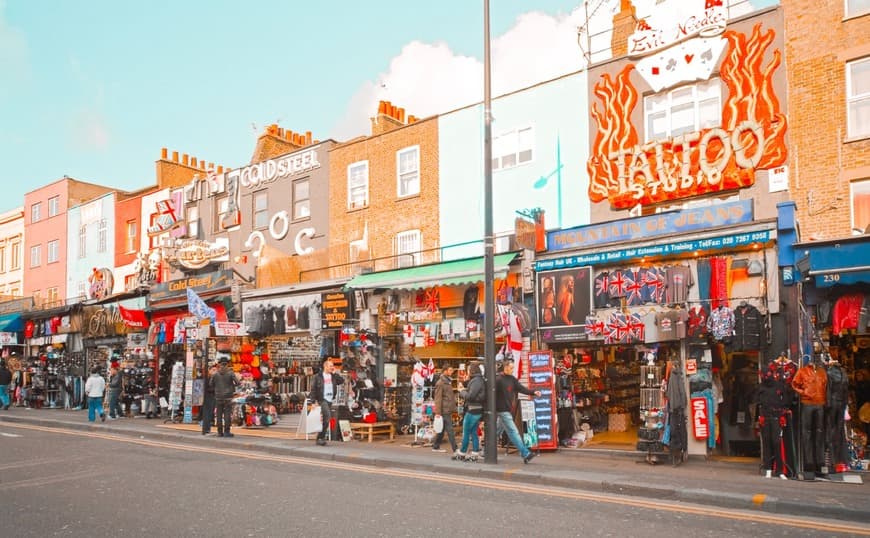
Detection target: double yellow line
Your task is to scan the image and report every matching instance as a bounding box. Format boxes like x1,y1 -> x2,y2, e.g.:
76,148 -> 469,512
4,421 -> 867,536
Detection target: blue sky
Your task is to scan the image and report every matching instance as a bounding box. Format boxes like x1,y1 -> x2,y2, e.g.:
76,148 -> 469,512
0,0 -> 775,215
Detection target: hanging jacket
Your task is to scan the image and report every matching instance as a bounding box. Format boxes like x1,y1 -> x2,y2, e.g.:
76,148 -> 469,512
666,367 -> 687,411
731,304 -> 765,351
826,364 -> 849,410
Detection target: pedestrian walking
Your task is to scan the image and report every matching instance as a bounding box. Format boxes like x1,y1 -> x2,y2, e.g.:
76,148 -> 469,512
210,354 -> 239,438
106,366 -> 124,419
457,361 -> 485,461
84,366 -> 106,423
496,358 -> 540,463
309,357 -> 344,446
201,363 -> 217,435
432,365 -> 460,457
0,360 -> 12,410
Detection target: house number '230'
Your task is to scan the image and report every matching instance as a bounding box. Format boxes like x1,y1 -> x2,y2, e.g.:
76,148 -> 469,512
244,210 -> 315,259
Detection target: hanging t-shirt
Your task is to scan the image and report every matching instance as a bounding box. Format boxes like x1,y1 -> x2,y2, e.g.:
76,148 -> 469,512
655,310 -> 681,341
593,271 -> 612,309
665,265 -> 694,304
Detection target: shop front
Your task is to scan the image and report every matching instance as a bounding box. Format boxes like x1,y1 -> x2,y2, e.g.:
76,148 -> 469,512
343,252 -> 538,444
536,200 -> 782,461
793,234 -> 870,472
20,304 -> 85,410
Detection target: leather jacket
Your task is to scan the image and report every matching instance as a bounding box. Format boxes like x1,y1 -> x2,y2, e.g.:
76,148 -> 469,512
792,364 -> 827,405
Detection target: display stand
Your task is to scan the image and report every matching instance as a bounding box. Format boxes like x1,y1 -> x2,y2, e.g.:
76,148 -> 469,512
637,355 -> 666,465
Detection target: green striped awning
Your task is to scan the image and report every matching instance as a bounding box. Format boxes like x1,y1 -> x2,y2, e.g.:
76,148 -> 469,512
344,253 -> 518,290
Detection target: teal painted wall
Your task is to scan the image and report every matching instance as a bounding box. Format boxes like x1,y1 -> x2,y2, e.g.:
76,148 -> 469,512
437,71 -> 589,260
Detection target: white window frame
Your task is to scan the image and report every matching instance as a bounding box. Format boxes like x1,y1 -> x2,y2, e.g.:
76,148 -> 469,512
46,286 -> 59,306
347,161 -> 369,209
77,281 -> 87,299
253,190 -> 269,229
846,0 -> 870,18
10,240 -> 20,270
48,196 -> 60,217
126,220 -> 137,253
214,197 -> 228,232
850,178 -> 870,234
847,57 -> 870,139
30,245 -> 40,267
79,225 -> 87,258
396,146 -> 420,197
644,78 -> 722,143
47,239 -> 59,264
98,218 -> 107,253
395,229 -> 422,268
31,202 -> 41,223
186,206 -> 199,238
492,126 -> 534,171
294,178 -> 310,219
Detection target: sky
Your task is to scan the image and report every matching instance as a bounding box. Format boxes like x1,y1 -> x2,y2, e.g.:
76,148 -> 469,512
0,0 -> 776,215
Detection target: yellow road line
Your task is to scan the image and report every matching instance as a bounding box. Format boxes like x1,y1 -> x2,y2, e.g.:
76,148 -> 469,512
5,422 -> 868,536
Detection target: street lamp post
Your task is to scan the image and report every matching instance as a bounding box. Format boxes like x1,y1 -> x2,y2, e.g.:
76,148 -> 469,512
482,0 -> 497,464
533,134 -> 564,229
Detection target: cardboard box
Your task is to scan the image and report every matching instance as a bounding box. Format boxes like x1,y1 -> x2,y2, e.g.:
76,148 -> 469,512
608,413 -> 629,432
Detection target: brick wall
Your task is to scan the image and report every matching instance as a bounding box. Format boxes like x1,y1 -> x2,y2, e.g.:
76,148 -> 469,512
783,0 -> 870,239
327,105 -> 440,277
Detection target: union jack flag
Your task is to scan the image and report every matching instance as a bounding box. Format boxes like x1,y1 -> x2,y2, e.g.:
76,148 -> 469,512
609,270 -> 628,297
624,270 -> 645,306
644,268 -> 666,303
595,274 -> 610,300
585,316 -> 606,337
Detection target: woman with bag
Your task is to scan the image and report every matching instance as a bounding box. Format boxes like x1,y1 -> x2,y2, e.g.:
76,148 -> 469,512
431,366 -> 459,457
457,362 -> 485,461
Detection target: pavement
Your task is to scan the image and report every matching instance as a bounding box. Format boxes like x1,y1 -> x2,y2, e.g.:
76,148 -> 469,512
2,406 -> 868,524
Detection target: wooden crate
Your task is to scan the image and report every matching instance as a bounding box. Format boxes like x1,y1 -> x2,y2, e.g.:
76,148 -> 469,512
350,421 -> 395,442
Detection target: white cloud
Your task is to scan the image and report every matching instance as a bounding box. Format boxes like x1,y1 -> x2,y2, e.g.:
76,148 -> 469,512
330,7 -> 587,140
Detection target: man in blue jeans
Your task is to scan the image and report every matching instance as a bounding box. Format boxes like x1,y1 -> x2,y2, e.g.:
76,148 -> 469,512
495,358 -> 540,463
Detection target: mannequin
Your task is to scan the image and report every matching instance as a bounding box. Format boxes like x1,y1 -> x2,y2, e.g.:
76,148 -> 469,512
824,354 -> 849,470
754,368 -> 788,478
791,355 -> 828,473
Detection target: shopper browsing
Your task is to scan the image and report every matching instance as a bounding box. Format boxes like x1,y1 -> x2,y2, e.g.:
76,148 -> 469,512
84,367 -> 107,423
309,358 -> 344,446
496,358 -> 540,463
106,366 -> 124,419
432,366 -> 459,457
457,361 -> 485,461
210,354 -> 239,438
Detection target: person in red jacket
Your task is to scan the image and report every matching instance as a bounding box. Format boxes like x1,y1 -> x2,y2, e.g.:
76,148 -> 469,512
792,356 -> 828,473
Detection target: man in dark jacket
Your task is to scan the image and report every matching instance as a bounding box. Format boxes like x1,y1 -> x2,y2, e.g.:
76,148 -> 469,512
496,358 -> 540,463
431,366 -> 458,456
209,354 -> 239,438
309,358 -> 344,446
0,361 -> 12,410
106,366 -> 124,419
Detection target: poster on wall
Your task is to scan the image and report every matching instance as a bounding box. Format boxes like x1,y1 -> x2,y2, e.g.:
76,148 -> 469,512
536,267 -> 592,344
526,350 -> 558,451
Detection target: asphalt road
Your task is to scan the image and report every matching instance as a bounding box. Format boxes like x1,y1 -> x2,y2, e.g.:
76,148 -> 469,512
0,423 -> 866,538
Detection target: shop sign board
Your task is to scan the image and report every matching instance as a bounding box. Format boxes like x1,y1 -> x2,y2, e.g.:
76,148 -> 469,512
163,239 -> 230,270
148,270 -> 233,303
536,230 -> 771,271
547,199 -> 752,252
214,321 -> 247,337
321,292 -> 352,329
526,351 -> 558,451
0,332 -> 18,345
691,396 -> 709,440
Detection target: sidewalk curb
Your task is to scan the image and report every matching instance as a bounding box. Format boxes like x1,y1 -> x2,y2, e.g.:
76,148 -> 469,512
2,414 -> 868,524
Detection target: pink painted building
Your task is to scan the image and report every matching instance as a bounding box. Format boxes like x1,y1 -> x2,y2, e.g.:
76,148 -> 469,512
23,177 -> 115,307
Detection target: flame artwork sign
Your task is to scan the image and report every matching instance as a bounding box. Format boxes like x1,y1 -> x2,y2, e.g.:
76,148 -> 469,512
588,24 -> 788,209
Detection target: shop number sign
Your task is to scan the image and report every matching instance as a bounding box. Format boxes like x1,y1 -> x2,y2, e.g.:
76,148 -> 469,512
691,397 -> 709,440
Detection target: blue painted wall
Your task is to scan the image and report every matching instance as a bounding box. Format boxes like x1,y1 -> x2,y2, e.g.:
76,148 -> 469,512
437,71 -> 590,260
66,192 -> 116,300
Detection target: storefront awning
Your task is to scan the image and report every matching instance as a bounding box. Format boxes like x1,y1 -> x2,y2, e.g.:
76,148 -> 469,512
796,238 -> 870,287
0,313 -> 23,332
344,253 -> 518,291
